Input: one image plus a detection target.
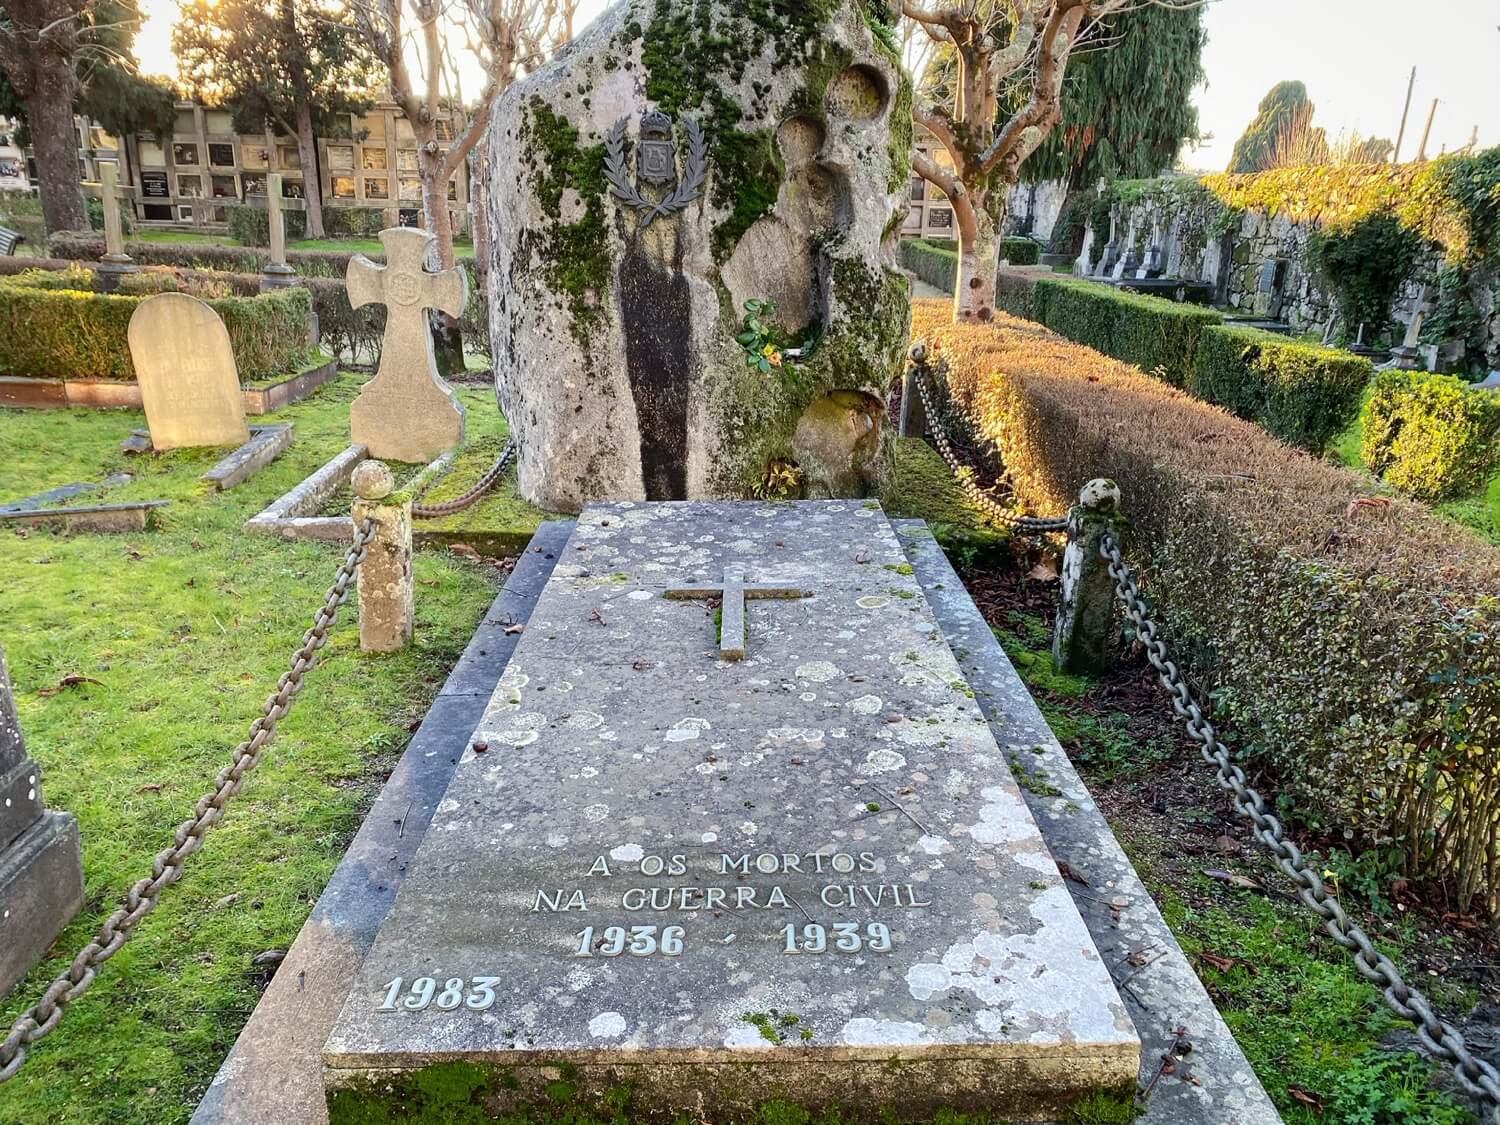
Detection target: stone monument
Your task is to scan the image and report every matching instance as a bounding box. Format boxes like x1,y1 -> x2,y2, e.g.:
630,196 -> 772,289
95,162 -> 136,291
260,173 -> 298,291
347,227 -> 468,464
323,502 -> 1139,1120
128,293 -> 252,450
488,0 -> 913,511
0,643 -> 83,996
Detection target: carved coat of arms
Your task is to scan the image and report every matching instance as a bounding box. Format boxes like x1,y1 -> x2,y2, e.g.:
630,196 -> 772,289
604,109 -> 707,227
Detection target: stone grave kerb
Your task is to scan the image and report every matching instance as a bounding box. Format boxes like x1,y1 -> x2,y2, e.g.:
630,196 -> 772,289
347,227 -> 468,464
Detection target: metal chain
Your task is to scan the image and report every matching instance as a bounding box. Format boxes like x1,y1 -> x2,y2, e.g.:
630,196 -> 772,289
909,363 -> 1069,535
412,442 -> 515,520
0,519 -> 375,1086
1100,529 -> 1500,1120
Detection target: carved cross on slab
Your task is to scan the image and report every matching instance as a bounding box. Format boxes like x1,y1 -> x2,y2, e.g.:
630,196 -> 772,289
664,566 -> 810,661
347,227 -> 468,464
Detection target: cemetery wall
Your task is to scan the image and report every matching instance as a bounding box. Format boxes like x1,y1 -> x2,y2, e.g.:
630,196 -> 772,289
912,298 -> 1500,920
1074,156 -> 1500,370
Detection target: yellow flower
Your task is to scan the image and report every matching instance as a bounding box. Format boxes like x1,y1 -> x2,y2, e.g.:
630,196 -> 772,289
761,344 -> 782,368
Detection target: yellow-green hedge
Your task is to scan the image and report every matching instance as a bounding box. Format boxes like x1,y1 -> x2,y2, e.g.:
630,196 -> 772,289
1191,325 -> 1372,451
0,274 -> 311,382
1362,370 -> 1500,499
913,299 -> 1500,919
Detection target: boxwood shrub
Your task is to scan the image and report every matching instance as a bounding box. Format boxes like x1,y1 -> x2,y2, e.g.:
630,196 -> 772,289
0,271 -> 312,382
1361,370 -> 1500,499
1033,277 -> 1222,387
912,298 -> 1500,919
1191,325 -> 1372,451
899,238 -> 958,293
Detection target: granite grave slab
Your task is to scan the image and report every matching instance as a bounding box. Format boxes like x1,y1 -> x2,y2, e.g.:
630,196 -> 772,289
323,501 -> 1139,1121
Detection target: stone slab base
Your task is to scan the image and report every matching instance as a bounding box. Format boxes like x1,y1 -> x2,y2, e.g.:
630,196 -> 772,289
203,424 -> 294,491
0,500 -> 169,533
325,1053 -> 1137,1123
0,357 -> 338,417
245,444 -> 368,540
0,811 -> 83,997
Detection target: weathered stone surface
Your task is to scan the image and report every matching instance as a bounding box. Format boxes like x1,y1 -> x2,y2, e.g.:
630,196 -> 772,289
202,424 -> 294,491
489,2 -> 913,511
348,228 -> 467,464
352,461 -> 414,653
0,500 -> 168,533
128,293 -> 251,450
896,521 -> 1281,1122
0,646 -> 83,997
324,502 -> 1137,1120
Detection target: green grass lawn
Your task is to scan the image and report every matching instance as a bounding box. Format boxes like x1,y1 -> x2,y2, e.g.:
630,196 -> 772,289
0,375 -> 515,1122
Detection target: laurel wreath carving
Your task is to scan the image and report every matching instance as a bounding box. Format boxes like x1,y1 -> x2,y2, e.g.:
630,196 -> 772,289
604,115 -> 707,228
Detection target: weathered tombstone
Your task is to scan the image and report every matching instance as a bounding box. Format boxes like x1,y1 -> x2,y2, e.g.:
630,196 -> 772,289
347,227 -> 467,464
260,172 -> 298,291
0,643 -> 84,996
1389,285 -> 1434,370
128,293 -> 251,450
488,1 -> 913,511
95,162 -> 136,291
323,501 -> 1139,1120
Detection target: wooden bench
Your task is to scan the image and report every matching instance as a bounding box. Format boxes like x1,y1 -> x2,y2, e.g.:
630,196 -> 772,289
0,227 -> 23,255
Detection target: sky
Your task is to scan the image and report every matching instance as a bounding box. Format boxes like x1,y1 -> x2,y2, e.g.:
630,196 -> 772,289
134,0 -> 1499,172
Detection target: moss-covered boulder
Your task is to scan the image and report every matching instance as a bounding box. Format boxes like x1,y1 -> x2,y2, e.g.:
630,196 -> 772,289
488,0 -> 912,512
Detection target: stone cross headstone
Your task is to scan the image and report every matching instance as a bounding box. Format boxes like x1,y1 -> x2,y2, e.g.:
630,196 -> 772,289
1389,284 -> 1434,370
323,501 -> 1139,1119
128,293 -> 251,450
347,227 -> 467,464
0,643 -> 83,996
664,565 -> 811,660
260,172 -> 297,291
96,162 -> 136,290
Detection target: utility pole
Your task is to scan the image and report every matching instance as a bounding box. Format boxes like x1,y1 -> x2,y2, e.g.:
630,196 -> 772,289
1392,66 -> 1416,163
1416,97 -> 1438,162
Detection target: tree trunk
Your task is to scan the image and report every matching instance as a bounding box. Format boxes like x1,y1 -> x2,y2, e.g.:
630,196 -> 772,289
27,59 -> 87,234
419,143 -> 464,375
470,137 -> 491,299
295,103 -> 325,240
951,192 -> 1000,324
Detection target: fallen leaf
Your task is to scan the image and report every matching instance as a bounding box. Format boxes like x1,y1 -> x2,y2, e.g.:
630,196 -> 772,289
135,782 -> 164,794
1287,1085 -> 1325,1111
1214,834 -> 1241,854
1202,868 -> 1263,891
504,624 -> 524,635
1198,951 -> 1237,972
450,543 -> 480,559
1057,861 -> 1090,886
250,949 -> 286,967
214,894 -> 239,910
1027,559 -> 1058,582
37,674 -> 103,697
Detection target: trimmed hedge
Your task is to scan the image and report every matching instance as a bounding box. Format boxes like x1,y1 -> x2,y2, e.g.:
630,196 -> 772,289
1191,325 -> 1372,451
1032,277 -> 1221,387
1362,371 -> 1500,500
0,272 -> 312,382
912,298 -> 1500,919
226,203 -> 390,247
898,236 -> 1041,295
48,232 -> 357,279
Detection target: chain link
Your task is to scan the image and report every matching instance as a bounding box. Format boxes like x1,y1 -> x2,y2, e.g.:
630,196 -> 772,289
908,360 -> 1069,535
0,519 -> 375,1086
412,442 -> 515,520
1100,529 -> 1500,1120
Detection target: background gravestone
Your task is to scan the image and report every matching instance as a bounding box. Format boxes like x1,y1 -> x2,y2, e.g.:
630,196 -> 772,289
128,293 -> 251,451
0,644 -> 83,997
488,0 -> 912,512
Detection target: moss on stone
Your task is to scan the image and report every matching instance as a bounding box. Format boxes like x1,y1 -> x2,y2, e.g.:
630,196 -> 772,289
523,97 -> 613,347
880,437 -> 1012,563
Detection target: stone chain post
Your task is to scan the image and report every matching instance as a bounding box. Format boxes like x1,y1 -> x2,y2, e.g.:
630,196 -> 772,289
351,460 -> 414,652
899,342 -> 930,438
1052,478 -> 1124,673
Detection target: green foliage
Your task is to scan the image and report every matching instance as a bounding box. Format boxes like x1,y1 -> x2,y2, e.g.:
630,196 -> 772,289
1227,80 -> 1324,173
1420,264 -> 1485,369
914,299 -> 1500,917
1032,277 -> 1221,387
227,202 -> 309,246
735,298 -> 819,375
1307,212 -> 1422,340
899,238 -> 958,293
1362,370 -> 1500,500
1024,2 -> 1205,189
1191,325 -> 1372,451
0,271 -> 311,381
